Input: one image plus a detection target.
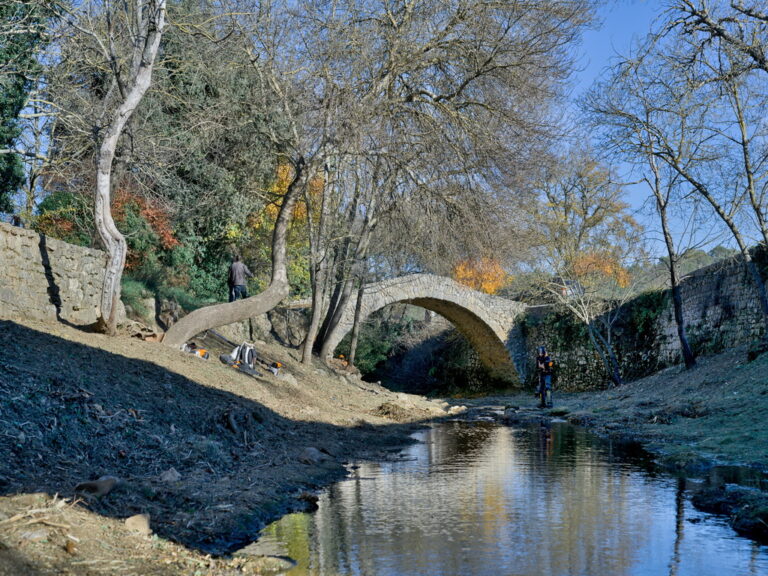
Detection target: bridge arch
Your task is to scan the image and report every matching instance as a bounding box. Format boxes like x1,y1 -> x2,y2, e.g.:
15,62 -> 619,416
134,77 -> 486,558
322,274 -> 527,382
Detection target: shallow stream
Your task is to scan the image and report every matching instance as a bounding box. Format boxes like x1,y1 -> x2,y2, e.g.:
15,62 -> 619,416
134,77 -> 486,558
250,420 -> 768,575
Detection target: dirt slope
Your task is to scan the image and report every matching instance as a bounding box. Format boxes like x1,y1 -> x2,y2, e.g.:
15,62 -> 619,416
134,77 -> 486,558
0,317 -> 450,575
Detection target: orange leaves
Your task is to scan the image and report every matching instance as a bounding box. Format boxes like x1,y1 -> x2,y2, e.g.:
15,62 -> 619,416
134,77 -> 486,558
274,163 -> 293,191
259,163 -> 293,223
452,257 -> 508,294
112,187 -> 180,271
571,251 -> 630,289
36,211 -> 74,237
254,165 -> 324,230
113,188 -> 179,250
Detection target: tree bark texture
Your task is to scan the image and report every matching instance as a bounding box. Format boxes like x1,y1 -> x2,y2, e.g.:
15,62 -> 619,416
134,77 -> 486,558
650,150 -> 696,369
319,228 -> 373,361
347,281 -> 365,366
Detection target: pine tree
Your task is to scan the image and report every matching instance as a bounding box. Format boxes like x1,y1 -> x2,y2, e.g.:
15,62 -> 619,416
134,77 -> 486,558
0,1 -> 46,212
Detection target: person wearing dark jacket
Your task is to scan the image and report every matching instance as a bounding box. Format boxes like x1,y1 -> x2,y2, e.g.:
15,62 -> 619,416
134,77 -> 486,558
228,255 -> 253,302
536,346 -> 554,408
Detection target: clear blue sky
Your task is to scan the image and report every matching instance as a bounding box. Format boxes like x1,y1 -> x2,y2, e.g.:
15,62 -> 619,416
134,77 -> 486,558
574,0 -> 663,97
570,1 -> 714,255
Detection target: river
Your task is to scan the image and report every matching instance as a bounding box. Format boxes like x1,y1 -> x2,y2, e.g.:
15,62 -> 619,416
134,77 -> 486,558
249,419 -> 768,575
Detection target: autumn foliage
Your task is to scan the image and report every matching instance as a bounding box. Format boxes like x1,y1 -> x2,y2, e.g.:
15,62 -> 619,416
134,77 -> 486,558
571,251 -> 630,289
256,164 -> 324,228
113,187 -> 179,270
36,210 -> 76,239
452,257 -> 508,294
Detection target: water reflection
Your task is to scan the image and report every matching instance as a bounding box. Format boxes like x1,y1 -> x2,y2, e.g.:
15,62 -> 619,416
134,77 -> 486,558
255,422 -> 768,576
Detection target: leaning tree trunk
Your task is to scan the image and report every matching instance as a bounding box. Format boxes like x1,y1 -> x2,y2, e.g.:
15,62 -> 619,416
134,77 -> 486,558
94,0 -> 166,335
301,165 -> 331,364
302,261 -> 329,363
670,280 -> 696,369
651,157 -> 696,369
347,280 -> 365,366
316,239 -> 352,346
163,159 -> 305,349
319,268 -> 357,357
318,208 -> 376,361
319,238 -> 372,361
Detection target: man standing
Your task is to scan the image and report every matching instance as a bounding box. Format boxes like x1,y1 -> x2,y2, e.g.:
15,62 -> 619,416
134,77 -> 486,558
536,346 -> 554,408
228,255 -> 253,302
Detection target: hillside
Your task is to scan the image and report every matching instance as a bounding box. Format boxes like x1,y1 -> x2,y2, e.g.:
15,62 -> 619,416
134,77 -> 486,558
0,317 -> 451,575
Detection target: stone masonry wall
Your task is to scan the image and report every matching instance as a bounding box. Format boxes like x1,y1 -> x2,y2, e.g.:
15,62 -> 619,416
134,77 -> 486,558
655,257 -> 764,360
0,222 -> 109,325
520,254 -> 766,391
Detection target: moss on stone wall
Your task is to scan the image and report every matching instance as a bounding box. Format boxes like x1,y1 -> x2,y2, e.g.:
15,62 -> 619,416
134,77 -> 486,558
519,249 -> 768,390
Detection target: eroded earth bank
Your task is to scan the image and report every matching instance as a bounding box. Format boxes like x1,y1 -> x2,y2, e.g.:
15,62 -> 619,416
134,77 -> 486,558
0,318 -> 454,575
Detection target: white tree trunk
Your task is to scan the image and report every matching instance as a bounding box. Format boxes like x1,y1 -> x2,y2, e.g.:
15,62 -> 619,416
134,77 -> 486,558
94,0 -> 166,335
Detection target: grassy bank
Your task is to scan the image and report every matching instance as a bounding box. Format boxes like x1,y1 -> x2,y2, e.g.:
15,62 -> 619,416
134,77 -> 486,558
472,346 -> 768,543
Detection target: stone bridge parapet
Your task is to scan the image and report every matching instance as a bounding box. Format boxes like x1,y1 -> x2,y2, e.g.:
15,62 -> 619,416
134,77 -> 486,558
323,274 -> 527,382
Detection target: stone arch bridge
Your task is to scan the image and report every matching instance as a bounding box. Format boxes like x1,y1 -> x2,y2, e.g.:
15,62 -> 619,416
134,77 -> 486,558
323,274 -> 528,383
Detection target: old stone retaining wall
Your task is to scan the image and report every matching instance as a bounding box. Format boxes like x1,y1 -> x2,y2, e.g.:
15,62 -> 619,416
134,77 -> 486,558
0,222 -> 108,325
521,255 -> 766,391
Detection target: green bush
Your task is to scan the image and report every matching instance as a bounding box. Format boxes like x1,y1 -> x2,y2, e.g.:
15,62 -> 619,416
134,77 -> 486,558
121,278 -> 152,321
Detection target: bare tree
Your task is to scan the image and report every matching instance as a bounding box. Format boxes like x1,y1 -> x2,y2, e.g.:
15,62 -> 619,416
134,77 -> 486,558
277,0 -> 597,363
672,0 -> 768,74
46,0 -> 167,334
586,55 -> 698,369
613,15 -> 768,341
165,0 -> 594,352
531,150 -> 645,386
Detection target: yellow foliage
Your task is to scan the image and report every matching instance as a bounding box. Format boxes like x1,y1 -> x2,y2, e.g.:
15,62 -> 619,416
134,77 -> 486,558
452,257 -> 508,294
251,165 -> 325,230
274,163 -> 292,193
572,252 -> 630,288
224,223 -> 242,240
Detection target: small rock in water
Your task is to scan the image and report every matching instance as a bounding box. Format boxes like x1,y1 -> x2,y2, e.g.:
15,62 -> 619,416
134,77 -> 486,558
125,514 -> 152,535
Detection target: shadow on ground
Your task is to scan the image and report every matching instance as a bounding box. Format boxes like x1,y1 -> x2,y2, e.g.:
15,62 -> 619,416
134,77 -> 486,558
0,320 -> 423,555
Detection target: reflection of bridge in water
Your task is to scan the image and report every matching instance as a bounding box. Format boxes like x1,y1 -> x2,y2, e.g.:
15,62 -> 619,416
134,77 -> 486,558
322,274 -> 528,383
255,422 -> 686,576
